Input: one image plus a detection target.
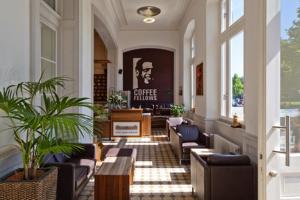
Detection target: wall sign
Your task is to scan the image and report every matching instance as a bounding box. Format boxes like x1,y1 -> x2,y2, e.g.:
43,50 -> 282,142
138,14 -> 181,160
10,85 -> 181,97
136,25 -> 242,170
123,48 -> 174,108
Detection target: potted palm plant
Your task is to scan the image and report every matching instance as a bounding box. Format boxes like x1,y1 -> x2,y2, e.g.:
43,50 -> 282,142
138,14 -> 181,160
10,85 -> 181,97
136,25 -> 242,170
0,75 -> 94,200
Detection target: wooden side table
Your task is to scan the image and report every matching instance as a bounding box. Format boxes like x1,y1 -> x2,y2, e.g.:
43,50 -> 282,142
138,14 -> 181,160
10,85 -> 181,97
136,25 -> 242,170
94,157 -> 133,200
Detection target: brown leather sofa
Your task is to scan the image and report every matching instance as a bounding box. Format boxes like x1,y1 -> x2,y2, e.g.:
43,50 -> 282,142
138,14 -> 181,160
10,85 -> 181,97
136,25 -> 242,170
170,125 -> 210,164
191,151 -> 255,200
42,144 -> 96,200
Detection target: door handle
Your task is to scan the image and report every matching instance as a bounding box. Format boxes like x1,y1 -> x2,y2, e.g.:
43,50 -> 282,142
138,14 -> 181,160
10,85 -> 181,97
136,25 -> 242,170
269,170 -> 278,177
272,116 -> 291,167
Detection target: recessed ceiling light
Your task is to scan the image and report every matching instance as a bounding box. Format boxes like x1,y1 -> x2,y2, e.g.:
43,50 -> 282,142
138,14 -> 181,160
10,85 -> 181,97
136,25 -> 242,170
143,17 -> 155,24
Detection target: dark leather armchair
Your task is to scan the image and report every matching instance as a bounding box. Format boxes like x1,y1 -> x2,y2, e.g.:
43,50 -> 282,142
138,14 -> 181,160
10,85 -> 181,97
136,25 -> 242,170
191,152 -> 255,200
170,125 -> 210,164
42,143 -> 96,200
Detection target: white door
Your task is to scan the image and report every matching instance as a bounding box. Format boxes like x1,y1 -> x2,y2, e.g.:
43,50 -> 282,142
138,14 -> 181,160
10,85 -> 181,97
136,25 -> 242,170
263,0 -> 300,199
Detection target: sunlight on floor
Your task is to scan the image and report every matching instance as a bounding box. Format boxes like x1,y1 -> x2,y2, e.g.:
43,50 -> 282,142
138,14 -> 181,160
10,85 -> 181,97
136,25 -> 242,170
134,167 -> 187,182
130,184 -> 192,194
135,161 -> 153,167
125,142 -> 159,146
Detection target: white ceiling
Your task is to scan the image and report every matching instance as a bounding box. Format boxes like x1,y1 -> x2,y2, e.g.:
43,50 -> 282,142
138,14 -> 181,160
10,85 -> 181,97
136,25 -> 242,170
109,0 -> 192,31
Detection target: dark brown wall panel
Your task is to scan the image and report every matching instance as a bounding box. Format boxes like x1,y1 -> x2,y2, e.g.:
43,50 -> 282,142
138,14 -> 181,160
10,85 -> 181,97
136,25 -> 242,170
123,48 -> 174,108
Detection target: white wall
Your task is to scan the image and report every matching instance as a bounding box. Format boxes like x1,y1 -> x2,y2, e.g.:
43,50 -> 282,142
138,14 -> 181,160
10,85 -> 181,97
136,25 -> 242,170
179,0 -> 261,163
117,30 -> 180,104
0,0 -> 31,146
179,0 -> 206,116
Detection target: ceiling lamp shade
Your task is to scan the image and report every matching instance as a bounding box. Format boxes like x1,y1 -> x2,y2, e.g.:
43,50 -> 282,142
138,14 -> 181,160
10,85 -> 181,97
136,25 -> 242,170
137,6 -> 161,24
143,17 -> 155,23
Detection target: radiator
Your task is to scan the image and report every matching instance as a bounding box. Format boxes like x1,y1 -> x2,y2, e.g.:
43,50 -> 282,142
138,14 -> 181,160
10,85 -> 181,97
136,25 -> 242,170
0,145 -> 22,178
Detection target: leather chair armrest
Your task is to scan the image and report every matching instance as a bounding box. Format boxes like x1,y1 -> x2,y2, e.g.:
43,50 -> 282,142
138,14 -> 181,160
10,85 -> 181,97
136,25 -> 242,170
199,132 -> 211,148
177,132 -> 184,145
71,143 -> 96,159
44,162 -> 76,200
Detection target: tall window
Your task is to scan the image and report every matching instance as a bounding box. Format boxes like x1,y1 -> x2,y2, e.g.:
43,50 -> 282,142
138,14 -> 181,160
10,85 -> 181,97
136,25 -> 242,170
220,0 -> 245,120
41,23 -> 57,80
191,34 -> 196,109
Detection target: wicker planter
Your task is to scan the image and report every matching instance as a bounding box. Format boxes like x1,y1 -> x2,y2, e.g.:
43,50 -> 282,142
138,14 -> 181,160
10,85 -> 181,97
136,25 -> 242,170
0,167 -> 58,200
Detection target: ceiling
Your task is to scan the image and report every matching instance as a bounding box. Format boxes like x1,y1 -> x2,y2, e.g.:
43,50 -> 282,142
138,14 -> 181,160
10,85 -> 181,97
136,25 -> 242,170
109,0 -> 192,31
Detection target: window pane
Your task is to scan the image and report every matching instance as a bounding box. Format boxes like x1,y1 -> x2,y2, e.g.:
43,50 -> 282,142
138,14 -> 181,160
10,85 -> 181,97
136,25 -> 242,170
221,0 -> 227,32
43,0 -> 56,10
191,36 -> 195,59
230,31 -> 244,119
41,24 -> 56,61
221,43 -> 227,116
41,59 -> 56,80
191,64 -> 195,109
280,1 -> 300,153
230,0 -> 244,25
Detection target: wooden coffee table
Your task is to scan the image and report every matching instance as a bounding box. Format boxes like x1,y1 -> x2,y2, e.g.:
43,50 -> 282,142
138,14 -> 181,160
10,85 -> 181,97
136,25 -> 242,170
94,156 -> 133,200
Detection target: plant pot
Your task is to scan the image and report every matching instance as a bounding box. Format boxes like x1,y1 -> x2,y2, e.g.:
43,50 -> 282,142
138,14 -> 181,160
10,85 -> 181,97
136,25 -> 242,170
0,167 -> 58,200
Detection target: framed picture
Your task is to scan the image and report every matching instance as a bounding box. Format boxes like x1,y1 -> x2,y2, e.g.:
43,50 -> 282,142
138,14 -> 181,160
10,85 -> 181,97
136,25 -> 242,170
196,63 -> 204,96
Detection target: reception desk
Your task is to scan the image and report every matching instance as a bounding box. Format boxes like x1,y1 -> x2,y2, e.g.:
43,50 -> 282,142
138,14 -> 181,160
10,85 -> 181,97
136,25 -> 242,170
111,109 -> 151,137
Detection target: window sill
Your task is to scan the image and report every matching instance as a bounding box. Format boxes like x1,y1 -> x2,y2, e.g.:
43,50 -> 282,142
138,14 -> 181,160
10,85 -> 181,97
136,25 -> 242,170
218,117 -> 245,129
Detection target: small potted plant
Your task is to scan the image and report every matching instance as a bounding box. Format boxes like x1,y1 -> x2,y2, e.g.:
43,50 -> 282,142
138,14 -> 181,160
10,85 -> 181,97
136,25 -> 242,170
0,75 -> 94,200
170,104 -> 185,117
168,104 -> 185,127
107,92 -> 126,110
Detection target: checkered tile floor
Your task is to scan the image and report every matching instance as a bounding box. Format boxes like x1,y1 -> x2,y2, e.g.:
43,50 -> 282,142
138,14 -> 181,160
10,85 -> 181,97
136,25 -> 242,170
79,129 -> 195,200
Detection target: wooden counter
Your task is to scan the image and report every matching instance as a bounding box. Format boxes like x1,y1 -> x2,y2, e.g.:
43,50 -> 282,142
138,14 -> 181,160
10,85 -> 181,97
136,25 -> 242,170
142,113 -> 151,136
111,109 -> 143,137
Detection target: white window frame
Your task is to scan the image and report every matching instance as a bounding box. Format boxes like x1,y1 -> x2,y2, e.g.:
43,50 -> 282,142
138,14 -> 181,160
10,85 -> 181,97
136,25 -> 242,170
220,0 -> 245,122
190,33 -> 196,109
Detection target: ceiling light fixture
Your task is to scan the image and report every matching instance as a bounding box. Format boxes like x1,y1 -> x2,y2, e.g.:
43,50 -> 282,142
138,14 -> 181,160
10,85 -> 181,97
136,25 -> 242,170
143,17 -> 155,24
137,6 -> 161,24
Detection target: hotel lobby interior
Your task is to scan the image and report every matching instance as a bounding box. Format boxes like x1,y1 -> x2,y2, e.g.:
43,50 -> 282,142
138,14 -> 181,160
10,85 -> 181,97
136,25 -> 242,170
1,0 -> 300,200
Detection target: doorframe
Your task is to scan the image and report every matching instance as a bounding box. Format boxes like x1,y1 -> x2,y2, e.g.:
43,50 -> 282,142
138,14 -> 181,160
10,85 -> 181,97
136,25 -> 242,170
258,0 -> 267,199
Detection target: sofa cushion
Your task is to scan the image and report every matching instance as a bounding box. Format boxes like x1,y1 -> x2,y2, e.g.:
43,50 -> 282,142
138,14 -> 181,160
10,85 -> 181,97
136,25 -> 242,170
75,166 -> 89,189
176,125 -> 200,142
69,158 -> 95,177
42,154 -> 56,164
182,142 -> 201,148
207,154 -> 251,166
182,142 -> 206,153
54,153 -> 68,163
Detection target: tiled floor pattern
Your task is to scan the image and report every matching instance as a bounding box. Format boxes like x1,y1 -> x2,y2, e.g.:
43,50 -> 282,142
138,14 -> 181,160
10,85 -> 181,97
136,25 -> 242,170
79,129 -> 195,200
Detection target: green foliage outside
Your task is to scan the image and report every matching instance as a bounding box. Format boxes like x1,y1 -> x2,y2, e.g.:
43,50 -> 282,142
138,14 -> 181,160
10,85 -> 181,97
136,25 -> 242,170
232,73 -> 244,99
281,7 -> 300,108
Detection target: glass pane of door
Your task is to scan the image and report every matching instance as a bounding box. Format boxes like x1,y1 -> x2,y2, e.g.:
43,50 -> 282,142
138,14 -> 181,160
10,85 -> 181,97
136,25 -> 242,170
280,0 -> 300,153
279,1 -> 300,199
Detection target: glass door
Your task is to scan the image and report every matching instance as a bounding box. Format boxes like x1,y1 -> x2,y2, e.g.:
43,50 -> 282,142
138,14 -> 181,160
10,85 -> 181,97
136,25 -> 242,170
265,0 -> 300,199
